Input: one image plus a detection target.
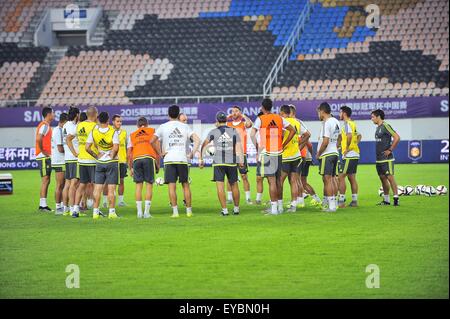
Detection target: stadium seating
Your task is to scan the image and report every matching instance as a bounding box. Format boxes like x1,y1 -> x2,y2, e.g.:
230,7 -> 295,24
0,0 -> 448,107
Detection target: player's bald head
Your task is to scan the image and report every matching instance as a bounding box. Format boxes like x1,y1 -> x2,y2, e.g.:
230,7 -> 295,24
86,106 -> 98,119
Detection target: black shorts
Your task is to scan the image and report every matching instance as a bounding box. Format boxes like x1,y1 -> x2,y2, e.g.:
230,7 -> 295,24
37,157 -> 51,177
65,161 -> 78,180
164,163 -> 189,184
376,160 -> 395,176
213,165 -> 239,184
119,163 -> 128,179
78,163 -> 96,184
256,154 -> 282,177
95,161 -> 119,185
238,155 -> 249,175
52,164 -> 65,173
133,157 -> 155,184
339,158 -> 359,175
297,159 -> 312,177
318,154 -> 338,176
282,158 -> 301,174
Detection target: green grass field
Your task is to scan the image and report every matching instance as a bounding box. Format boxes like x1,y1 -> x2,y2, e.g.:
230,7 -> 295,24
0,164 -> 448,298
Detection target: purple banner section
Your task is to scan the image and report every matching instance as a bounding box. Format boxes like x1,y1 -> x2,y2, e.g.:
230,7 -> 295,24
0,96 -> 448,127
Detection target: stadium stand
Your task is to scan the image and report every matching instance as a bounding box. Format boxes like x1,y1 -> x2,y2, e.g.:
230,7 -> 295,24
0,0 -> 448,107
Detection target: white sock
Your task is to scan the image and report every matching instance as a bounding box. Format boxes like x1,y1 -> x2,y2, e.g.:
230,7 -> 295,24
271,201 -> 278,214
291,200 -> 297,207
103,195 -> 107,204
245,191 -> 251,201
56,203 -> 62,210
352,194 -> 358,201
63,205 -> 69,213
69,205 -> 74,213
256,193 -> 262,201
277,199 -> 283,211
339,194 -> 346,202
93,207 -> 99,215
234,206 -> 239,213
172,206 -> 179,215
383,194 -> 390,203
86,199 -> 93,208
297,196 -> 305,205
136,201 -> 143,216
119,195 -> 124,203
73,205 -> 80,213
322,197 -> 328,205
227,192 -> 233,201
144,200 -> 151,214
186,207 -> 192,214
109,208 -> 115,215
222,208 -> 229,215
329,196 -> 336,210
312,194 -> 321,202
39,198 -> 47,207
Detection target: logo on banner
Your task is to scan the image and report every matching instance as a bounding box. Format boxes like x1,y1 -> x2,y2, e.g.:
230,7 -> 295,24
408,140 -> 422,162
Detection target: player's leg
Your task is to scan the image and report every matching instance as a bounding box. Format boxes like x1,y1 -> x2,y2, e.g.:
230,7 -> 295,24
62,177 -> 70,215
68,178 -> 79,213
226,180 -> 233,204
338,172 -> 347,208
256,175 -> 263,204
347,174 -> 358,206
241,173 -> 251,204
216,181 -> 228,215
135,182 -> 143,218
144,182 -> 154,218
133,159 -> 144,218
92,182 -> 104,219
377,162 -> 391,205
287,172 -> 299,212
117,163 -> 127,206
228,167 -> 240,215
275,155 -> 284,213
54,169 -> 65,214
386,161 -> 399,206
280,170 -> 288,204
105,162 -> 119,218
102,183 -> 108,208
323,174 -> 336,211
142,158 -> 155,218
179,164 -> 192,217
38,158 -> 52,211
72,182 -> 86,217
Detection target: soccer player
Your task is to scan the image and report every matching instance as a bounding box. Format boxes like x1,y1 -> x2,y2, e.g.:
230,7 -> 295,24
51,112 -> 68,215
250,99 -> 296,215
72,106 -> 98,218
85,111 -> 120,219
316,102 -> 341,212
35,106 -> 55,211
279,105 -> 302,212
338,106 -> 360,208
254,111 -> 265,205
150,105 -> 200,218
62,107 -> 80,215
128,117 -> 160,218
102,114 -> 127,207
226,105 -> 253,204
199,111 -> 244,216
298,141 -> 322,206
371,109 -> 401,206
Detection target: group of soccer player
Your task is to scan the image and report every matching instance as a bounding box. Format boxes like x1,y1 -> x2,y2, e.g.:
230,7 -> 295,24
34,98 -> 401,219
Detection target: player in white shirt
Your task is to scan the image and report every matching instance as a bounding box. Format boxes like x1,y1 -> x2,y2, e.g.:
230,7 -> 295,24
315,102 -> 341,212
150,105 -> 200,218
51,112 -> 68,215
61,107 -> 80,216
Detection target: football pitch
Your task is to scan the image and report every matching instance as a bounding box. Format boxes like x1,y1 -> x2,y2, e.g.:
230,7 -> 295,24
0,163 -> 448,299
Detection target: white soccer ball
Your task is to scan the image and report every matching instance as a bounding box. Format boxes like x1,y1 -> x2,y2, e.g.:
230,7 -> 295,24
378,186 -> 384,197
206,145 -> 216,156
422,185 -> 437,197
155,177 -> 164,186
397,185 -> 405,196
415,185 -> 423,195
403,185 -> 414,196
436,185 -> 448,195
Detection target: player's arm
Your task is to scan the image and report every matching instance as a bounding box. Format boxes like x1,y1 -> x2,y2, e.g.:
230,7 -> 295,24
236,140 -> 245,168
198,137 -> 212,169
357,132 -> 362,143
316,137 -> 329,159
282,124 -> 296,149
66,133 -> 78,157
242,114 -> 253,128
298,130 -> 311,151
150,135 -> 163,158
189,132 -> 201,160
250,127 -> 258,150
109,131 -> 120,160
85,131 -> 97,159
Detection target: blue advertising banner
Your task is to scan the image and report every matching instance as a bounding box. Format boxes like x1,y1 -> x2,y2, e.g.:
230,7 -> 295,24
1,140 -> 447,170
0,96 -> 448,127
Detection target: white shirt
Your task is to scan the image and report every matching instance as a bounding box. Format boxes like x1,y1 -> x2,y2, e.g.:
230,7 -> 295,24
299,120 -> 312,160
51,126 -> 65,165
35,123 -> 50,159
63,121 -> 78,161
155,121 -> 193,163
318,116 -> 341,157
86,126 -> 119,162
